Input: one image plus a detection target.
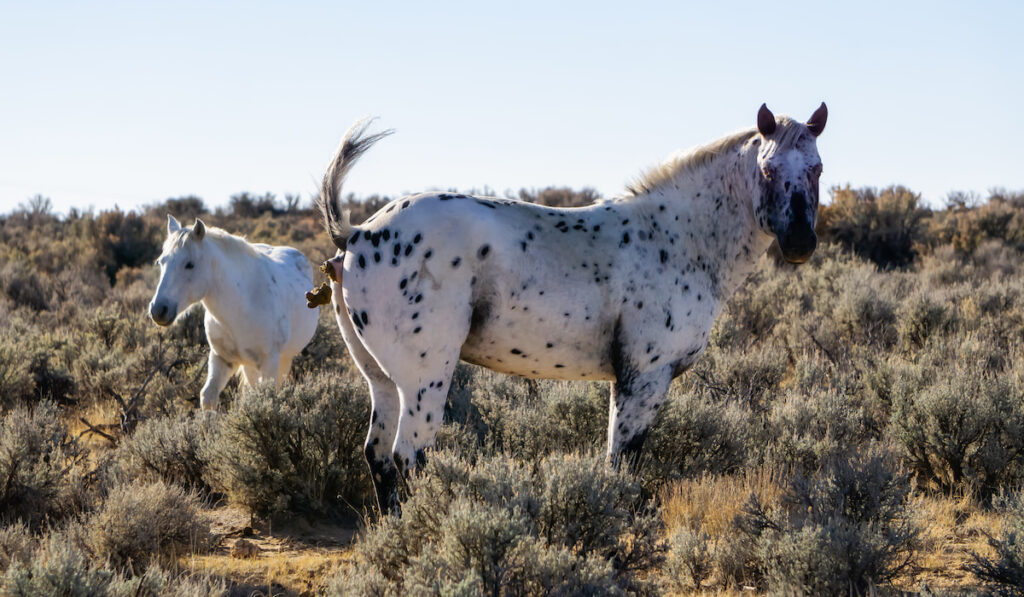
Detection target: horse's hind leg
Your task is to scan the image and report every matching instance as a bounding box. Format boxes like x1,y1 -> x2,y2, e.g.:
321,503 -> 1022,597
386,313 -> 470,481
329,284 -> 402,514
606,364 -> 673,468
390,355 -> 461,480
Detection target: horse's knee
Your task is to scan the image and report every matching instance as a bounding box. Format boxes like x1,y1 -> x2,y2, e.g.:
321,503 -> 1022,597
199,389 -> 219,411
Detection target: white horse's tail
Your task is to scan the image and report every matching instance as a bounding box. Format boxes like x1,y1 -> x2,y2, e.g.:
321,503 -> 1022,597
317,118 -> 394,251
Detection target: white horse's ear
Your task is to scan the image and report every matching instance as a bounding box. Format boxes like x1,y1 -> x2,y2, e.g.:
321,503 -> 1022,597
193,218 -> 206,240
757,103 -> 776,136
807,102 -> 828,137
167,214 -> 181,233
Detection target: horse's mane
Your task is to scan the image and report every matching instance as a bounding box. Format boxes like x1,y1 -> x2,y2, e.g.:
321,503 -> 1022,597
626,117 -> 805,196
165,225 -> 262,260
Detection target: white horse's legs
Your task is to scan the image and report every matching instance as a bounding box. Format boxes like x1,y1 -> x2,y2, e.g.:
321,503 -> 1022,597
606,364 -> 673,467
236,353 -> 281,390
276,354 -> 294,385
257,350 -> 280,386
201,352 -> 236,410
239,365 -> 258,388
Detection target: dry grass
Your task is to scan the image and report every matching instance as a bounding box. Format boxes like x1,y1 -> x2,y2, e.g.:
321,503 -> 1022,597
895,492 -> 1002,592
184,546 -> 354,596
661,468 -> 785,537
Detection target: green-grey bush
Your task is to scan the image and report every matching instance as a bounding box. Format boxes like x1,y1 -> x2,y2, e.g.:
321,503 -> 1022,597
116,411 -> 218,493
761,390 -> 869,473
470,373 -> 607,461
83,480 -> 212,572
1,531 -> 114,596
0,402 -> 88,528
662,527 -> 712,591
889,365 -> 1024,495
0,527 -> 225,597
643,389 -> 751,482
738,451 -> 918,595
203,373 -> 370,517
329,450 -> 661,596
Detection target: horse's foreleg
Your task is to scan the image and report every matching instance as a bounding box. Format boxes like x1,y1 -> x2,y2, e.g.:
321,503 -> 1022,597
239,365 -> 258,388
201,352 -> 236,410
606,365 -> 673,468
258,351 -> 281,386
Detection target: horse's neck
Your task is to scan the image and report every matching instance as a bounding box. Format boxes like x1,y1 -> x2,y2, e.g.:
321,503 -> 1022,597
200,242 -> 257,327
630,146 -> 772,302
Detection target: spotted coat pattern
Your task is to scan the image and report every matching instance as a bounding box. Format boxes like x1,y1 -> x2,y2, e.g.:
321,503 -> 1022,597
319,106 -> 827,511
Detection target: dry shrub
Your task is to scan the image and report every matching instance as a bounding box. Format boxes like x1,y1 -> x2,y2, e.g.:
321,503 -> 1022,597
820,185 -> 928,269
203,373 -> 370,517
889,361 -> 1024,495
0,402 -> 89,528
0,527 -> 226,596
84,480 -> 212,572
739,451 -> 918,595
329,450 -> 661,596
761,390 -> 869,473
0,530 -> 114,595
643,389 -> 751,482
115,412 -> 219,493
471,372 -> 607,461
0,334 -> 35,410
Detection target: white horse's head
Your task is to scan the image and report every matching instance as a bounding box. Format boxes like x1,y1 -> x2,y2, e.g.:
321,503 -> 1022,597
149,215 -> 212,326
752,102 -> 828,264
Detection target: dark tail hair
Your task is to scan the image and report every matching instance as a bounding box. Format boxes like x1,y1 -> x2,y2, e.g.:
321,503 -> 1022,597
315,118 -> 394,250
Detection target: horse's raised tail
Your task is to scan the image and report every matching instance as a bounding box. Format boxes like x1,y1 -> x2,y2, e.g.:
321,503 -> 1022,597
316,118 -> 394,250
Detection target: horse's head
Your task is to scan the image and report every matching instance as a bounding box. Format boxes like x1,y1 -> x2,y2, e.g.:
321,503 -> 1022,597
149,215 -> 210,326
752,102 -> 827,264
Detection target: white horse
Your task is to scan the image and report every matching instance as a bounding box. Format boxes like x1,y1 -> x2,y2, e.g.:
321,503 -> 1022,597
149,216 -> 319,409
317,104 -> 827,511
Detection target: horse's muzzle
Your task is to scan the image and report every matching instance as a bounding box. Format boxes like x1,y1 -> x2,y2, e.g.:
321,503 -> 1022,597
778,229 -> 817,264
149,301 -> 177,326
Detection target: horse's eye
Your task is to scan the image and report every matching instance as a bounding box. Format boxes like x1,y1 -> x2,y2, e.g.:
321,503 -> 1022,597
811,164 -> 823,176
185,262 -> 194,270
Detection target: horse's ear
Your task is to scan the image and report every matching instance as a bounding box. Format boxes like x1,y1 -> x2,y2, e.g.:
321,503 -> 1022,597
167,214 -> 181,234
193,219 -> 206,241
757,103 -> 777,136
807,102 -> 828,137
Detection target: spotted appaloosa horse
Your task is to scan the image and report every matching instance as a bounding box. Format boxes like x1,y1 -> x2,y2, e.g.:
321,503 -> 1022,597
317,103 -> 827,512
149,216 -> 319,409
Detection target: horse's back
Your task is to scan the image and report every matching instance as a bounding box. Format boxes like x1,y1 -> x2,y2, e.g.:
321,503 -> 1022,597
254,244 -> 314,285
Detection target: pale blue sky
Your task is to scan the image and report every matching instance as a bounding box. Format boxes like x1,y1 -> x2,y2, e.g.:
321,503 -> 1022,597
1,1 -> 1021,214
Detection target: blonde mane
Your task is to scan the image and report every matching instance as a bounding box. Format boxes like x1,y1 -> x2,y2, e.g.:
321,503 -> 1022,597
627,117 -> 807,196
164,225 -> 262,260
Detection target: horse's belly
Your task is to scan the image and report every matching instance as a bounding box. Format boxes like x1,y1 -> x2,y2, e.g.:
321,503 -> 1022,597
459,316 -> 615,381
